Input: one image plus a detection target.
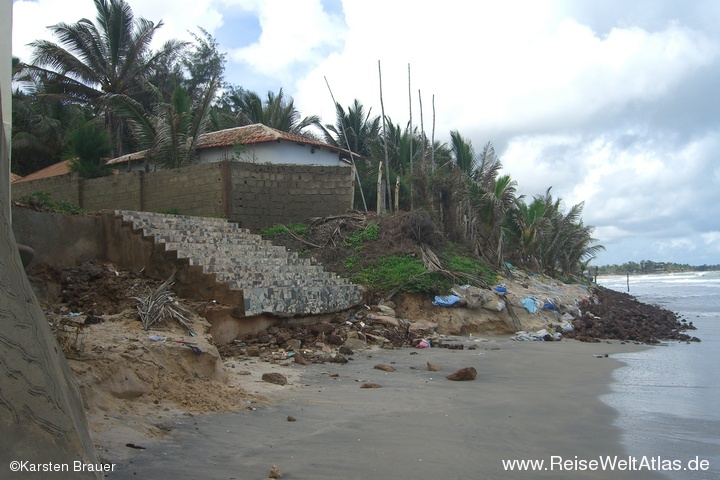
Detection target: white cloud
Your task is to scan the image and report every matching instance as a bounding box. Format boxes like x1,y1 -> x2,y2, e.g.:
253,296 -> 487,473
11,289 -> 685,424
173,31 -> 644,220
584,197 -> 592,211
652,238 -> 697,254
224,0 -> 346,84
701,232 -> 720,251
294,1 -> 719,135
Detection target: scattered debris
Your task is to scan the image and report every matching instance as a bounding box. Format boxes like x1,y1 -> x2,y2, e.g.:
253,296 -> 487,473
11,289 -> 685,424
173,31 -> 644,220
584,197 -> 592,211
360,383 -> 382,389
133,273 -> 194,333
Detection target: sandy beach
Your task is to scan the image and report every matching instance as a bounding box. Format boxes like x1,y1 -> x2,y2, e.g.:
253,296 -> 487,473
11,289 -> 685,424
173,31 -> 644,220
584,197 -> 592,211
98,337 -> 664,480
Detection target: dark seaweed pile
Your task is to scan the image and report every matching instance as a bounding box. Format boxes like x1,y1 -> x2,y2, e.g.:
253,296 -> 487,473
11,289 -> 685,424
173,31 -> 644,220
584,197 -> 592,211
566,286 -> 699,343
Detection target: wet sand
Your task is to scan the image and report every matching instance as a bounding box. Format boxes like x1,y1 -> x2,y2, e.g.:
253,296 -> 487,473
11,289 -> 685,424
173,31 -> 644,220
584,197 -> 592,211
103,337 -> 664,479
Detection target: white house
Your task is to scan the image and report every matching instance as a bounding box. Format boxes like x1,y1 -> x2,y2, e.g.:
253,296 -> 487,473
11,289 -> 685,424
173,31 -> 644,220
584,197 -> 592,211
107,123 -> 353,172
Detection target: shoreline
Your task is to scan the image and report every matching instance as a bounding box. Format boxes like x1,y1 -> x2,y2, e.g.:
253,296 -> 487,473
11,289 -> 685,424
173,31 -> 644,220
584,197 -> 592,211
100,337 -> 665,480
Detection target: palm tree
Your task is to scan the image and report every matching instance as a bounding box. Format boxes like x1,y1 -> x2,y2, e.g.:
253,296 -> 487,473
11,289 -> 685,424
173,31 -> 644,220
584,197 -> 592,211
320,99 -> 381,157
505,188 -> 604,276
506,191 -> 552,271
113,75 -> 219,171
26,0 -> 184,156
12,57 -> 88,175
450,130 -> 476,177
214,88 -> 320,137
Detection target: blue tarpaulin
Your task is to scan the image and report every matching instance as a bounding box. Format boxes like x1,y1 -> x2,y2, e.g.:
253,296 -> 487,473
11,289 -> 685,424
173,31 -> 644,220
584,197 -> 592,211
432,295 -> 462,307
521,297 -> 538,313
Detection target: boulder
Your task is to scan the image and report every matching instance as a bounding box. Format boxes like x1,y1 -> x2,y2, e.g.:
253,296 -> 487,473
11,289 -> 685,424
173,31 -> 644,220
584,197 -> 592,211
344,337 -> 367,350
367,314 -> 400,328
261,372 -> 288,385
408,321 -> 438,336
446,367 -> 477,381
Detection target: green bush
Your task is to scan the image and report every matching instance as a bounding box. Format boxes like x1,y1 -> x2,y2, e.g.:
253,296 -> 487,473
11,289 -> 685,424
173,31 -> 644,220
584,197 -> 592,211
353,255 -> 451,294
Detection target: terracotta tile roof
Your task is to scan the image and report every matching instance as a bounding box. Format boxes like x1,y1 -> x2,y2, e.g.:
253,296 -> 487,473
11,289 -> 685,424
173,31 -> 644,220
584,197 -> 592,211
10,172 -> 22,183
15,159 -> 72,182
106,149 -> 148,166
104,124 -> 356,168
195,123 -> 352,157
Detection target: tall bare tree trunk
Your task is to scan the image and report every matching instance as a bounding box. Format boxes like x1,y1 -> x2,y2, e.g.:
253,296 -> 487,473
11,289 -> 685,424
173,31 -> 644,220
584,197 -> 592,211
418,90 -> 426,171
378,60 -> 391,212
407,63 -> 413,211
376,160 -> 383,215
431,94 -> 436,173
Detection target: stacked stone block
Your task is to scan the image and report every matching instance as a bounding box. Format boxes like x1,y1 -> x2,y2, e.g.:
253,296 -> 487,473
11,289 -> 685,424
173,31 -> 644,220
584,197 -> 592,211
116,210 -> 363,315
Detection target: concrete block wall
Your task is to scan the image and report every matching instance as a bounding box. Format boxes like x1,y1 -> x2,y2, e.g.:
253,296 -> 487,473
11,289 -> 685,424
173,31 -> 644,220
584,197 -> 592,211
229,162 -> 353,229
82,172 -> 143,211
11,161 -> 354,229
142,163 -> 225,217
11,172 -> 82,205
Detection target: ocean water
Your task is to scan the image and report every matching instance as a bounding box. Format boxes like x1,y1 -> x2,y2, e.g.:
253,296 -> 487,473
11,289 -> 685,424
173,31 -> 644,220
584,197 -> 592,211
598,272 -> 720,479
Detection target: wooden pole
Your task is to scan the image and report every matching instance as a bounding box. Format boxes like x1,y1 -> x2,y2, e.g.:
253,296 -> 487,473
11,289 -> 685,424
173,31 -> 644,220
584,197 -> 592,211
376,161 -> 383,215
627,272 -> 630,292
324,77 -> 368,212
431,94 -> 436,173
408,63 -> 413,210
395,176 -> 400,212
418,89 -> 426,170
378,60 -> 391,212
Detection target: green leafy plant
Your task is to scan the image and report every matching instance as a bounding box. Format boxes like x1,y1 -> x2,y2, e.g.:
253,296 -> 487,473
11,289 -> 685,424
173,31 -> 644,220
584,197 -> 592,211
344,253 -> 361,270
446,253 -> 497,286
353,255 -> 451,294
19,192 -> 85,215
344,222 -> 379,250
160,208 -> 181,215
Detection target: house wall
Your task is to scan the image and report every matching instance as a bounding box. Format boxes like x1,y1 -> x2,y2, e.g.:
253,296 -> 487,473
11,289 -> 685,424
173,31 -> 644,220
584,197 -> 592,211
11,161 -> 353,229
199,141 -> 341,167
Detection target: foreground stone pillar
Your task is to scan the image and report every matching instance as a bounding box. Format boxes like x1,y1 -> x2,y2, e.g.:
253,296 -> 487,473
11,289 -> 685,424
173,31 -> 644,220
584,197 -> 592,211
0,141 -> 101,480
1,1 -> 100,475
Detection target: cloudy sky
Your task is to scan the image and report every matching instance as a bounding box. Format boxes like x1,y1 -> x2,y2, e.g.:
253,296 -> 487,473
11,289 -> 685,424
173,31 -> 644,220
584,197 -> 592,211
11,0 -> 720,266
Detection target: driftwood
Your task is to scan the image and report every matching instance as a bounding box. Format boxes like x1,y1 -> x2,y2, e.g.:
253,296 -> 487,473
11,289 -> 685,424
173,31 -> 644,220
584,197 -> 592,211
133,273 -> 194,332
420,243 -> 491,289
